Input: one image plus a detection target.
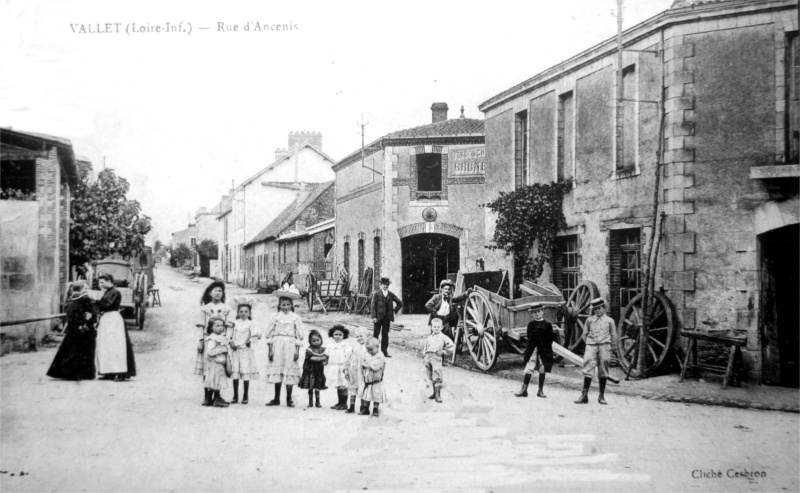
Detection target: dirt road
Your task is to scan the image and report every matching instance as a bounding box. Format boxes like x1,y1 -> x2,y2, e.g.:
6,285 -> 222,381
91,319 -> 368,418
2,267 -> 797,492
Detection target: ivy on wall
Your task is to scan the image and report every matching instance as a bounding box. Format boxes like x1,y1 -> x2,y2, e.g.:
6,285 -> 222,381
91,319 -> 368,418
483,181 -> 572,281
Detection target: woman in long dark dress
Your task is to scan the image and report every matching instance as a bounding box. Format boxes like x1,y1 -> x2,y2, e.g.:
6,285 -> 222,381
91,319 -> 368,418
95,273 -> 137,381
47,281 -> 97,380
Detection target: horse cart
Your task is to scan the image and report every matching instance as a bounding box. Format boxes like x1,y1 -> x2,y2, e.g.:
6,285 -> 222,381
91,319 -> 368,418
452,271 -> 680,377
304,268 -> 351,314
91,258 -> 148,330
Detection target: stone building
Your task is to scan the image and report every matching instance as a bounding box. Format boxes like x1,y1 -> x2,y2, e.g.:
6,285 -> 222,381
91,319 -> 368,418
1,128 -> 78,351
334,103 -> 486,313
170,224 -> 197,267
479,0 -> 799,385
244,181 -> 335,289
225,131 -> 335,286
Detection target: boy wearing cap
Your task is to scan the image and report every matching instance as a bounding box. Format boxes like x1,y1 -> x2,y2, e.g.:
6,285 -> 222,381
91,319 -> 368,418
425,280 -> 473,338
575,298 -> 617,405
423,317 -> 456,403
371,277 -> 403,358
514,302 -> 554,398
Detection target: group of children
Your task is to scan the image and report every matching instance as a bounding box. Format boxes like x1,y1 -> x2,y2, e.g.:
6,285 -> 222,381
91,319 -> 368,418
194,282 -> 387,416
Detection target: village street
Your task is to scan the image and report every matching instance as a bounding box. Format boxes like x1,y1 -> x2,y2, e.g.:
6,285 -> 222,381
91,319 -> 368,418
1,267 -> 798,493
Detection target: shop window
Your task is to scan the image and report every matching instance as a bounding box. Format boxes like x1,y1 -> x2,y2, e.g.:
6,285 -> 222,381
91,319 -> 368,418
514,110 -> 528,189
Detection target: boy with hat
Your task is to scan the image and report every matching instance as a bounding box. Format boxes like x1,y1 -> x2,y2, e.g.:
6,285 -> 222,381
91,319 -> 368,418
425,279 -> 473,338
371,277 -> 403,358
423,317 -> 456,403
575,298 -> 617,405
514,302 -> 555,398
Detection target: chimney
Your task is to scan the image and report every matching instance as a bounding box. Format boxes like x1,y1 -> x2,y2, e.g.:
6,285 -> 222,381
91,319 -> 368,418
431,102 -> 448,123
275,148 -> 288,161
287,130 -> 322,150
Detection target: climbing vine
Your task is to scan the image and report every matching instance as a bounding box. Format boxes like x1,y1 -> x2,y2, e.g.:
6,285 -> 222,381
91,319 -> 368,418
483,181 -> 572,281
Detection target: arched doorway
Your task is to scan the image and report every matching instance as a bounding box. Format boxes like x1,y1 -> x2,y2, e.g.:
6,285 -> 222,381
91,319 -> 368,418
400,233 -> 459,314
760,223 -> 799,387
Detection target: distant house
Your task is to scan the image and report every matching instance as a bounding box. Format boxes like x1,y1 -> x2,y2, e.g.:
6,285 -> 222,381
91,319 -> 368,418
244,181 -> 335,289
0,128 -> 79,351
170,224 -> 197,267
227,131 -> 336,286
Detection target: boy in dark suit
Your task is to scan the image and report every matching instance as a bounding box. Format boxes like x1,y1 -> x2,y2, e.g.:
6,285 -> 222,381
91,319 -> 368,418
371,277 -> 403,357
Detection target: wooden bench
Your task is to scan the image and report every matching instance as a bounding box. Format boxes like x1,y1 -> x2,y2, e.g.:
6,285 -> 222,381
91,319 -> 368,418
679,330 -> 746,389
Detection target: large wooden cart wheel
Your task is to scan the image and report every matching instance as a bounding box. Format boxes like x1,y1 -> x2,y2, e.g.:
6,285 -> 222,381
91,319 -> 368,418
463,291 -> 499,371
135,304 -> 146,330
563,280 -> 600,354
616,292 -> 678,377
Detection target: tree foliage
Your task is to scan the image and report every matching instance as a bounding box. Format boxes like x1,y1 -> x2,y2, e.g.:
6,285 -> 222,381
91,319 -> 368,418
170,243 -> 192,267
483,181 -> 572,281
195,239 -> 218,260
70,161 -> 153,268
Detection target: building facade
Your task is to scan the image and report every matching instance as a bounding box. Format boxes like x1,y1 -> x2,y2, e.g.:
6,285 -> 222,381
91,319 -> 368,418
226,132 -> 336,286
170,224 -> 197,267
1,128 -> 78,351
334,104 -> 486,313
480,0 -> 799,385
244,181 -> 335,289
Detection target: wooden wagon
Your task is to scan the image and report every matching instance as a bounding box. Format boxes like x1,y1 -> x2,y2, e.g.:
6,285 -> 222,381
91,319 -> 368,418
92,259 -> 148,330
305,270 -> 351,314
452,271 -> 680,376
451,270 -> 582,371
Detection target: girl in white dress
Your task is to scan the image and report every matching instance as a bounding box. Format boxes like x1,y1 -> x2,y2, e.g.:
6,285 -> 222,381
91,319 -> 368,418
325,325 -> 352,410
204,317 -> 230,408
228,297 -> 261,404
264,292 -> 304,407
344,328 -> 368,413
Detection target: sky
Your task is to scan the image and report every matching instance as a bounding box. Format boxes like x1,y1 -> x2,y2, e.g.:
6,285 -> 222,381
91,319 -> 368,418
0,0 -> 673,245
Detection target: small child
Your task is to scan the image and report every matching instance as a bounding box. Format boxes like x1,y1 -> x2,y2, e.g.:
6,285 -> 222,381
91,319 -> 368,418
423,317 -> 455,403
196,282 -> 234,406
344,328 -> 368,413
228,297 -> 261,404
298,329 -> 328,408
325,325 -> 352,410
204,317 -> 230,408
360,337 -> 386,417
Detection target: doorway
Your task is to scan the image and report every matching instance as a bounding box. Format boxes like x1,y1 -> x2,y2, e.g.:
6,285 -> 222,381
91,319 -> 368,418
760,223 -> 799,387
400,233 -> 460,314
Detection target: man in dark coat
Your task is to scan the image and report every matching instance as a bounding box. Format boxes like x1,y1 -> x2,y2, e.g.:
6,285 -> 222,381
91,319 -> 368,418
425,279 -> 473,338
371,277 -> 403,357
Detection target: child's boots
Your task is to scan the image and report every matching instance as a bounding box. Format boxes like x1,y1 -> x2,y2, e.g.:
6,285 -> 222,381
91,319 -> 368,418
434,383 -> 443,403
315,392 -> 321,408
213,391 -> 229,408
372,403 -> 380,417
202,389 -> 213,407
231,380 -> 239,404
574,377 -> 591,404
346,396 -> 357,413
358,401 -> 371,416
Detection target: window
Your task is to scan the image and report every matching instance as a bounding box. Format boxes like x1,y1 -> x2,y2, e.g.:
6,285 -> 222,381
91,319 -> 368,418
610,228 -> 641,320
617,65 -> 636,171
552,235 -> 580,302
296,241 -> 300,263
190,237 -> 196,246
416,153 -> 442,193
557,92 -> 574,182
373,237 -> 381,291
1,161 -> 36,201
282,244 -> 286,264
357,239 -> 365,281
343,242 -> 350,275
514,110 -> 528,189
787,32 -> 799,163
